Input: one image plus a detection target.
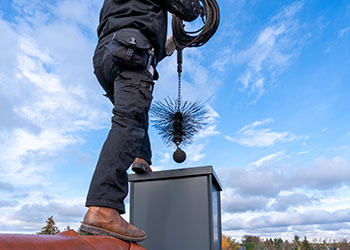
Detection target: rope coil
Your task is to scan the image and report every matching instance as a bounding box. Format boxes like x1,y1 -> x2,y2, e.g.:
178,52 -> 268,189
172,0 -> 220,49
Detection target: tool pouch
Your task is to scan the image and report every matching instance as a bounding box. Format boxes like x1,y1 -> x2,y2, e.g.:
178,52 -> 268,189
110,28 -> 151,70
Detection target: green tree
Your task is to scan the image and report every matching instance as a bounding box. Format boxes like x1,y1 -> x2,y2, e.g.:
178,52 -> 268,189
274,238 -> 284,250
243,235 -> 261,250
38,216 -> 60,235
301,236 -> 312,250
293,235 -> 301,250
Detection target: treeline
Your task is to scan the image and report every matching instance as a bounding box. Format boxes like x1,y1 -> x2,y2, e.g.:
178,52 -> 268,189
223,235 -> 350,250
37,217 -> 349,250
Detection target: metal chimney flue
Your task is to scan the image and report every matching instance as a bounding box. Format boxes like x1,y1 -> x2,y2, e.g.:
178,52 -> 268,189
128,166 -> 222,250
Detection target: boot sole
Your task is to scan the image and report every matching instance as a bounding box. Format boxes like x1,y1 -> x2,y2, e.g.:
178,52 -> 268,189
80,223 -> 147,242
132,163 -> 151,174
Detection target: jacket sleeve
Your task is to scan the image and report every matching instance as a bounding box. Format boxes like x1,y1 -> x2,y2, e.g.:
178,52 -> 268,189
161,0 -> 200,22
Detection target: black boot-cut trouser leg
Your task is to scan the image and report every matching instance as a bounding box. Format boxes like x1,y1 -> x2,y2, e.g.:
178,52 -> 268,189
86,47 -> 154,214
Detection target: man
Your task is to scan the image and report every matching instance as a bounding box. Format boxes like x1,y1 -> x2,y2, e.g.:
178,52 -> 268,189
81,0 -> 200,242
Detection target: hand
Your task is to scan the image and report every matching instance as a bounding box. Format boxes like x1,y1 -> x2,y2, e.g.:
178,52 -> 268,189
165,36 -> 176,56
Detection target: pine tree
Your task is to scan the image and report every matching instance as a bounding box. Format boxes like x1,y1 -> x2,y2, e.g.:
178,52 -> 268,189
293,235 -> 301,250
243,235 -> 261,250
38,216 -> 60,235
301,236 -> 312,250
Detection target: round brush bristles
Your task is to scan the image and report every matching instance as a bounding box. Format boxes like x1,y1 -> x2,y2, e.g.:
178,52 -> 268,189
151,98 -> 208,148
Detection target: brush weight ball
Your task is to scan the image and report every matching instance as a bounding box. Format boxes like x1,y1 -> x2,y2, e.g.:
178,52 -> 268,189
173,148 -> 186,163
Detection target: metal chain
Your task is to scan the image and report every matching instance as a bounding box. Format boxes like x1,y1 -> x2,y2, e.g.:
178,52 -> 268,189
177,71 -> 181,111
176,48 -> 183,112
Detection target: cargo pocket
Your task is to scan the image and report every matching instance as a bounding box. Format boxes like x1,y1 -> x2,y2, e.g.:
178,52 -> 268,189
110,28 -> 151,70
113,71 -> 134,112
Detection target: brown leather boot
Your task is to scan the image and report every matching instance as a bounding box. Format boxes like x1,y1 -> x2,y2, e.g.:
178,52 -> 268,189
131,158 -> 152,174
80,206 -> 146,242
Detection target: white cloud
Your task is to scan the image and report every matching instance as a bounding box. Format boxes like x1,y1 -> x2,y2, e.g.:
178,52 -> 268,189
218,156 -> 350,198
186,143 -> 206,162
339,27 -> 350,38
205,105 -> 220,124
222,189 -> 269,212
0,0 -> 110,233
0,38 -> 105,184
296,151 -> 308,155
233,1 -> 304,102
330,145 -> 350,151
198,125 -> 219,138
212,47 -> 233,72
225,224 -> 350,242
55,0 -> 101,30
249,150 -> 286,167
159,152 -> 170,164
224,208 -> 350,231
0,199 -> 86,232
182,105 -> 220,162
197,105 -> 220,139
154,46 -> 220,104
250,118 -> 273,128
217,157 -> 350,240
0,200 -> 18,208
218,167 -> 285,197
226,119 -> 300,147
0,182 -> 15,193
294,157 -> 350,189
0,0 -> 110,184
2,0 -> 348,240
269,193 -> 319,211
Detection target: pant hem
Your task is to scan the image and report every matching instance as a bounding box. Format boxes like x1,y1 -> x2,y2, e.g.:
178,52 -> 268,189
86,200 -> 126,214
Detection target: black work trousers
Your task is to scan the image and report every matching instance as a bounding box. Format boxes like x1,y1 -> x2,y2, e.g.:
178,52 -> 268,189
86,42 -> 154,214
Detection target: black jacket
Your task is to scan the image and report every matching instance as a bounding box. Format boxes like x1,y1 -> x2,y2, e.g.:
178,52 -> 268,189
94,0 -> 200,66
96,0 -> 168,63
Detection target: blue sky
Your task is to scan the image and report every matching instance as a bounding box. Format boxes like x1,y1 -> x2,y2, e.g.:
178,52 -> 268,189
0,0 -> 349,241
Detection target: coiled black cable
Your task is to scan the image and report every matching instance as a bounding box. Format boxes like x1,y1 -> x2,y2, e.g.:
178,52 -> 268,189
172,0 -> 220,48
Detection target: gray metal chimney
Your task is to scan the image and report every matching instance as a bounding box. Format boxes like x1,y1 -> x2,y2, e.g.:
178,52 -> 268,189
128,166 -> 222,250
